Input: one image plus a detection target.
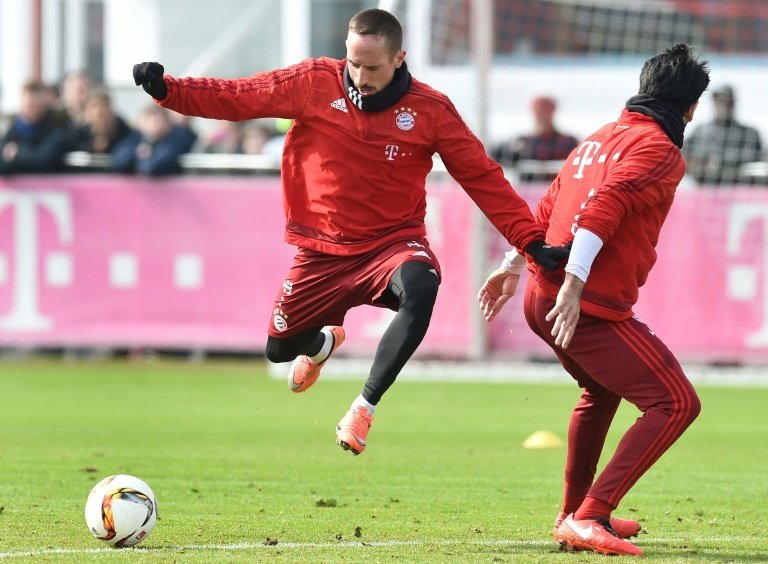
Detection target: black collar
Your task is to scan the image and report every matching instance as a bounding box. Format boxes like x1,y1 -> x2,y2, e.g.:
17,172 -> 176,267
625,94 -> 686,148
344,62 -> 412,112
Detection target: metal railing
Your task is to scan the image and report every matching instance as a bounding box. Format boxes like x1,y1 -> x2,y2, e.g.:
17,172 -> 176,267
61,152 -> 768,185
63,151 -> 282,174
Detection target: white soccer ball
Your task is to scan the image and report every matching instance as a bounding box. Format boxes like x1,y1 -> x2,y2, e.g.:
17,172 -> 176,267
84,474 -> 158,547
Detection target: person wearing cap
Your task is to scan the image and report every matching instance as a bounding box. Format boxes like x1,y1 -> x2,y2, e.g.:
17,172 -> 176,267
491,95 -> 578,175
683,84 -> 762,185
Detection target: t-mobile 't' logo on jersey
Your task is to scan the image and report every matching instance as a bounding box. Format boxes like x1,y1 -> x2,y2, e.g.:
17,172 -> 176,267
572,141 -> 603,179
385,145 -> 399,160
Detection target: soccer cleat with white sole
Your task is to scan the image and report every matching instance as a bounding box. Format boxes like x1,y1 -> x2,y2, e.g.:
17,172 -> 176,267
288,326 -> 345,393
335,406 -> 372,455
555,513 -> 644,556
554,510 -> 641,541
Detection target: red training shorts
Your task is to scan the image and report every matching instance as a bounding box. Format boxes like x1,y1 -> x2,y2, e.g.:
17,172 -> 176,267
268,238 -> 441,337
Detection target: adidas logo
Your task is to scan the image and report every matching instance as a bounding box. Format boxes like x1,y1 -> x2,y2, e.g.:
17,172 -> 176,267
330,98 -> 348,113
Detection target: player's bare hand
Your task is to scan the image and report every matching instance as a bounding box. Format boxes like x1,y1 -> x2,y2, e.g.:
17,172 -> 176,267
477,268 -> 521,322
2,142 -> 19,162
544,274 -> 584,349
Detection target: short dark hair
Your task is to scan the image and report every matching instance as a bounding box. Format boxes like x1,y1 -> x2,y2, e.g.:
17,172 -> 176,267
85,87 -> 113,107
348,8 -> 403,54
22,80 -> 47,95
638,43 -> 710,114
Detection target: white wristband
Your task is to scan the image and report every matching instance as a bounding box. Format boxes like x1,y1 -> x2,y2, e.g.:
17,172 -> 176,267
500,248 -> 526,275
564,228 -> 603,283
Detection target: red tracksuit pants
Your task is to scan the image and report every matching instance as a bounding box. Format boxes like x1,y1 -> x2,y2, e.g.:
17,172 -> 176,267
523,277 -> 701,509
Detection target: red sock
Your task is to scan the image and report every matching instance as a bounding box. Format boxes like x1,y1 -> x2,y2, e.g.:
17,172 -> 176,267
561,481 -> 591,515
574,496 -> 613,521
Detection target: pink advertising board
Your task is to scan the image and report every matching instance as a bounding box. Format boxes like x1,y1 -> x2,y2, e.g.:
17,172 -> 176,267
3,175 -> 768,363
0,175 -> 474,354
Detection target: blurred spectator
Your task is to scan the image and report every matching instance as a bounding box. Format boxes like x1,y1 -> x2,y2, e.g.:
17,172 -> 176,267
60,70 -> 93,127
683,85 -> 763,185
491,95 -> 578,165
260,118 -> 291,158
73,88 -> 134,154
0,80 -> 72,175
240,122 -> 271,155
199,120 -> 276,156
111,105 -> 196,176
41,83 -> 61,114
39,82 -> 71,129
200,121 -> 244,153
168,111 -> 197,135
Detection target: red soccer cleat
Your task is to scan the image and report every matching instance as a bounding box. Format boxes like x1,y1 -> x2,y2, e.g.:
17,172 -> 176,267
335,406 -> 373,455
554,510 -> 641,540
555,513 -> 644,556
288,326 -> 345,393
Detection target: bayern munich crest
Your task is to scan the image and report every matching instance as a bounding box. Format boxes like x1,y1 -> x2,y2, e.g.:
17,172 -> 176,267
273,313 -> 288,332
394,106 -> 416,131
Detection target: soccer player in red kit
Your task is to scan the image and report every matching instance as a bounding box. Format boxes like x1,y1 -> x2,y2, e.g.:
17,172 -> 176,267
478,44 -> 710,556
132,9 -> 568,456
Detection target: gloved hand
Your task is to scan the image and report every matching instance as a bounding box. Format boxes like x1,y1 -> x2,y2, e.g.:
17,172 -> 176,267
132,62 -> 167,100
526,239 -> 571,270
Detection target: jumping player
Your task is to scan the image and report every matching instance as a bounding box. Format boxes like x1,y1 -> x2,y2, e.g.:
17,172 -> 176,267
478,44 -> 710,555
132,9 -> 569,456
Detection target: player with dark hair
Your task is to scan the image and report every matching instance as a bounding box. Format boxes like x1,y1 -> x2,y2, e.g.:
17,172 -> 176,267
132,8 -> 568,456
478,44 -> 710,556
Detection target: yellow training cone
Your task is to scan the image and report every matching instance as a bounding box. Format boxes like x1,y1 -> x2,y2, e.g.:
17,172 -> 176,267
523,430 -> 564,449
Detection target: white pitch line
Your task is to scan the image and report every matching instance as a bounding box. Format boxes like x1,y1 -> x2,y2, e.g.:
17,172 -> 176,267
0,537 -> 761,559
268,359 -> 768,387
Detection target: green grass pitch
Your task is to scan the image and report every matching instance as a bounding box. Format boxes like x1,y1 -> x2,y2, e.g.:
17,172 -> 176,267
0,359 -> 766,562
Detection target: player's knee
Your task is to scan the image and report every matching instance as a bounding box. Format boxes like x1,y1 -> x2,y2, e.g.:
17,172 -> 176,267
265,337 -> 295,364
683,390 -> 702,425
401,281 -> 439,326
401,272 -> 440,308
670,387 -> 701,428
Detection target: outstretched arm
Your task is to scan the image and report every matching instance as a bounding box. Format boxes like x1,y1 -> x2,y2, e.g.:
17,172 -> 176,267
132,60 -> 313,121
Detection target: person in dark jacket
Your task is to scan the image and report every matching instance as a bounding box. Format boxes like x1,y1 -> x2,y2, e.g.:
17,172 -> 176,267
492,96 -> 578,166
0,80 -> 72,175
111,104 -> 196,176
73,88 -> 134,155
683,85 -> 763,185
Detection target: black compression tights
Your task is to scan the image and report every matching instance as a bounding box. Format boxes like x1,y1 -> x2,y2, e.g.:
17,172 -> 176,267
264,261 -> 440,404
364,261 -> 440,404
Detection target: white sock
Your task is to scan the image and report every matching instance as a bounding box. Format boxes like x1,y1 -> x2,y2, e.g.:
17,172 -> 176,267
351,394 -> 375,415
308,327 -> 335,364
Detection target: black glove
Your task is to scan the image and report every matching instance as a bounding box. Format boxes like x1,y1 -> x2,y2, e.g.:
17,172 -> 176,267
526,239 -> 571,271
133,62 -> 167,100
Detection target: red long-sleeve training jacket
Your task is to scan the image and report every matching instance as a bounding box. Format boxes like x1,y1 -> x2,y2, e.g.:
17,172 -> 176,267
157,57 -> 544,255
532,109 -> 685,321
